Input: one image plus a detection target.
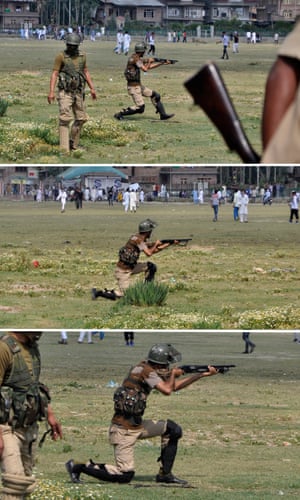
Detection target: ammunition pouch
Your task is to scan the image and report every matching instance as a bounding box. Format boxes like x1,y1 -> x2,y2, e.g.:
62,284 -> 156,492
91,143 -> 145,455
58,71 -> 85,93
119,245 -> 140,268
0,383 -> 50,428
113,386 -> 146,417
124,66 -> 140,84
0,386 -> 13,424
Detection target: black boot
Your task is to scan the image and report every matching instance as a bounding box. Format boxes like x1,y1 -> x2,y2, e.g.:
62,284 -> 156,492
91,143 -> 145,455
114,107 -> 140,120
65,459 -> 83,483
98,289 -> 117,300
155,101 -> 174,120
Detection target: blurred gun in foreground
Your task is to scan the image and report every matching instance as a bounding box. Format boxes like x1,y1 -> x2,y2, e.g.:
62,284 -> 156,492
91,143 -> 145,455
180,364 -> 236,374
154,57 -> 178,64
184,62 -> 260,164
160,238 -> 192,246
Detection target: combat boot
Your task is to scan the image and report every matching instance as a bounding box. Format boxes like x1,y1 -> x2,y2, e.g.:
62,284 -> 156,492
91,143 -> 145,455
155,101 -> 174,120
156,472 -> 188,485
114,107 -> 140,120
65,459 -> 83,483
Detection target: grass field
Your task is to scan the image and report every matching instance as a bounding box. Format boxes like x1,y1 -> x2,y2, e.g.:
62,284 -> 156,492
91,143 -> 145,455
19,331 -> 300,499
0,197 -> 299,329
0,37 -> 278,163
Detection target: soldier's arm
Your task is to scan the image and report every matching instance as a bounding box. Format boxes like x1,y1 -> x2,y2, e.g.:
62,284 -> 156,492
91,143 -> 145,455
262,56 -> 300,149
47,404 -> 63,440
83,67 -> 97,100
144,240 -> 170,255
48,70 -> 59,103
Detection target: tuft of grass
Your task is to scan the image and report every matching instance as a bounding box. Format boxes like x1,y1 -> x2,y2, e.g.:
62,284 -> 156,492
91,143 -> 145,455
119,281 -> 169,306
0,98 -> 9,117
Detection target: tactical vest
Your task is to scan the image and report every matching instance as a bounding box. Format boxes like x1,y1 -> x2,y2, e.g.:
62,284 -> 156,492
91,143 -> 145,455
113,361 -> 152,417
0,335 -> 50,428
124,54 -> 141,84
118,241 -> 140,268
58,52 -> 86,93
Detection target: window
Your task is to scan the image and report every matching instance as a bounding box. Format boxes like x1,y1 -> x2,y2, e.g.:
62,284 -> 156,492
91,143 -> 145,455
144,9 -> 154,18
168,8 -> 180,17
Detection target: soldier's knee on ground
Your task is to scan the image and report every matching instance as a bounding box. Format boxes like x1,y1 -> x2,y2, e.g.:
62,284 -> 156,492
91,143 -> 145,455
136,104 -> 145,114
1,472 -> 36,497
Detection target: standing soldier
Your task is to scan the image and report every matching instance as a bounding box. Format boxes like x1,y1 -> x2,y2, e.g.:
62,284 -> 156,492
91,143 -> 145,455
0,332 -> 62,499
47,33 -> 97,153
114,42 -> 174,121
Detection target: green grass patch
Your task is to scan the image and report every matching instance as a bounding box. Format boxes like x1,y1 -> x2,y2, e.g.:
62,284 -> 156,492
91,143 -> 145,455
119,281 -> 169,306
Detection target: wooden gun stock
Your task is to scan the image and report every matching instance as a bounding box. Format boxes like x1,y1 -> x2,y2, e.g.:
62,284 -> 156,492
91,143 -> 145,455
184,62 -> 260,164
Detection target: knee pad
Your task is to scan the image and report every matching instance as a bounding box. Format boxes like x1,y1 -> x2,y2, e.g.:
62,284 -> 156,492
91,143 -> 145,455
151,91 -> 161,105
165,419 -> 183,441
1,472 -> 36,495
145,261 -> 157,282
136,104 -> 145,114
59,120 -> 71,127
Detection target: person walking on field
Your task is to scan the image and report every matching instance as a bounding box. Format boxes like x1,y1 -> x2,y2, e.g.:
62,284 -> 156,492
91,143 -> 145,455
211,189 -> 219,221
65,343 -> 218,485
218,32 -> 229,60
91,219 -> 176,300
147,32 -> 156,55
56,187 -> 67,212
242,332 -> 256,353
114,42 -> 174,121
123,31 -> 131,56
0,332 -> 62,500
122,188 -> 130,212
288,190 -> 299,223
48,33 -> 97,153
238,189 -> 249,222
129,189 -> 137,213
232,32 -> 239,53
233,189 -> 240,221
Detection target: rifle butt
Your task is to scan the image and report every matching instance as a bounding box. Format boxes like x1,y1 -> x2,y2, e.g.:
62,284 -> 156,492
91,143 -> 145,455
184,62 -> 260,164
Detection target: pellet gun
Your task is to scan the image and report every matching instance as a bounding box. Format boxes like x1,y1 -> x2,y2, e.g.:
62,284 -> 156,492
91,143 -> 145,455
184,62 -> 260,163
160,238 -> 192,246
180,364 -> 236,374
153,57 -> 178,64
157,364 -> 235,380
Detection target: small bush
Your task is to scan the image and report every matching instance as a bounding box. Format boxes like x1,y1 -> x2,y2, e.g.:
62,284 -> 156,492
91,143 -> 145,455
0,98 -> 9,117
120,281 -> 169,306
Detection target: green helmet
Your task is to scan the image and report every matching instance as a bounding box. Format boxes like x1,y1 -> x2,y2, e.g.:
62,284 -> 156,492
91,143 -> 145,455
147,344 -> 182,365
138,219 -> 157,233
66,33 -> 81,46
135,42 -> 146,53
